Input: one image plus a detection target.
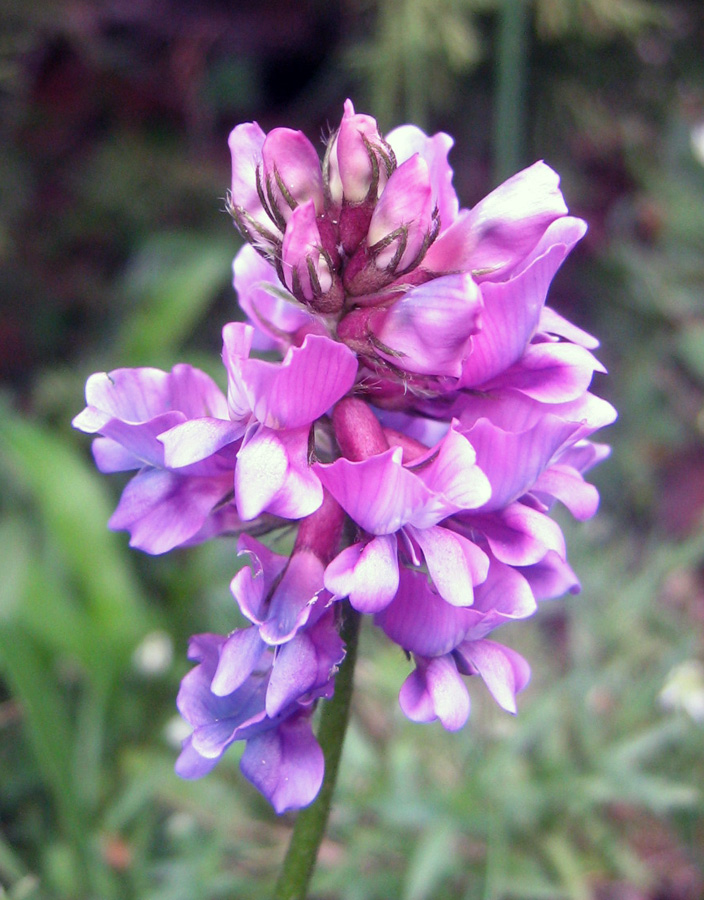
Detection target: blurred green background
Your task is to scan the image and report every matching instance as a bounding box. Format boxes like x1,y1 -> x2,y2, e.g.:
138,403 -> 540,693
1,0 -> 704,897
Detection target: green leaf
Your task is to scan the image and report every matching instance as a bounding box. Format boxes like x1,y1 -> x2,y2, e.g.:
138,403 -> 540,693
0,412 -> 152,668
402,821 -> 456,900
116,231 -> 234,364
0,624 -> 89,885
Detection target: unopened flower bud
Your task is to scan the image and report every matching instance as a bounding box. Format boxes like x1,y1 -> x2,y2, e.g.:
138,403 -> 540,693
325,99 -> 397,254
281,201 -> 344,314
343,155 -> 439,295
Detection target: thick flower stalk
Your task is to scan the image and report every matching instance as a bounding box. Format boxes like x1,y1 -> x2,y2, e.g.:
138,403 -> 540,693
74,99 -> 615,816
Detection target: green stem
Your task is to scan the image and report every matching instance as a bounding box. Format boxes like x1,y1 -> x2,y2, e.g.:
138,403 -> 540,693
273,604 -> 361,900
493,0 -> 530,185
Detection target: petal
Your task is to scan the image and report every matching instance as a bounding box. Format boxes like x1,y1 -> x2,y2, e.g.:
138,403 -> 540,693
94,411 -> 183,468
231,534 -> 289,625
228,121 -> 269,228
399,655 -> 470,731
368,154 -> 434,270
409,423 -> 492,517
465,503 -> 567,567
239,335 -> 358,430
408,525 -> 488,607
109,469 -> 230,554
175,735 -> 222,779
372,273 -> 482,377
386,125 -> 459,227
531,463 -> 600,520
469,556 -> 537,631
212,628 -> 268,696
375,567 -> 477,657
455,639 -> 530,714
281,200 -> 332,298
463,415 -> 583,510
240,716 -> 324,813
235,425 -> 322,521
168,364 -> 230,420
262,127 -> 325,218
315,447 -> 427,534
459,237 -> 577,388
324,535 -> 399,613
538,305 -> 600,349
479,342 -> 606,404
75,367 -> 172,429
266,615 -> 345,717
463,161 -> 569,279
91,437 -> 141,473
159,417 -> 243,471
259,549 -> 327,645
221,321 -> 256,423
332,100 -> 389,204
233,244 -> 315,349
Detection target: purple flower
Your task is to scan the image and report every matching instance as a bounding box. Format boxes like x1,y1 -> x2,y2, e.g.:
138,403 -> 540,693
76,100 -> 615,812
72,364 -> 238,554
175,615 -> 344,813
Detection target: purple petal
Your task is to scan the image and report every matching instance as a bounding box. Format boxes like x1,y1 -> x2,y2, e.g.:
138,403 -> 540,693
386,124 -> 459,228
266,613 -> 345,717
462,161 -> 569,279
315,448 -> 427,534
538,305 -> 600,349
372,273 -> 482,377
233,244 -> 316,349
212,628 -> 268,696
324,535 -> 399,613
521,549 -> 580,599
168,364 -> 230,420
531,463 -> 600,520
261,127 -> 325,218
399,655 -> 470,730
259,549 -> 326,645
175,735 -> 222,779
74,368 -> 172,430
231,534 -> 289,625
242,335 -> 358,430
240,715 -> 324,813
228,122 -> 270,228
455,385 -> 617,438
408,525 -> 488,607
459,240 -> 573,388
281,200 -> 332,299
463,415 -> 583,511
331,100 -> 389,204
91,437 -> 141,473
368,154 -> 434,270
221,322 -> 257,423
109,468 -> 231,555
375,567 -> 477,657
455,639 -> 530,714
159,417 -> 244,471
235,424 -> 322,521
409,423 -> 492,517
469,556 -> 537,632
464,503 -> 567,568
95,411 -> 183,468
480,342 -> 606,404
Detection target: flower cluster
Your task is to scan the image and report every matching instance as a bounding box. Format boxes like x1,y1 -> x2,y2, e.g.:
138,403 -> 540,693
74,100 -> 615,813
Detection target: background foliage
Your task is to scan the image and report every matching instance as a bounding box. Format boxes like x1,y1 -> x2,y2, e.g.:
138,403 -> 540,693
1,1 -> 704,897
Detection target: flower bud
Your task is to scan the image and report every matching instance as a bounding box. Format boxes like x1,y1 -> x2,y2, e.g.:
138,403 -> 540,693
343,155 -> 439,295
325,99 -> 397,254
228,123 -> 325,255
281,201 -> 344,314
